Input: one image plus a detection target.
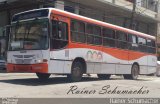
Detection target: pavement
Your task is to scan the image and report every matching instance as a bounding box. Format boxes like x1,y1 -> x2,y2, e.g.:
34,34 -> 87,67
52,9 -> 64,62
0,72 -> 159,98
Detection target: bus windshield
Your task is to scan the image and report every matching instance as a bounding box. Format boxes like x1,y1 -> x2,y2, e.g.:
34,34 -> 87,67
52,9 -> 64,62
9,19 -> 49,51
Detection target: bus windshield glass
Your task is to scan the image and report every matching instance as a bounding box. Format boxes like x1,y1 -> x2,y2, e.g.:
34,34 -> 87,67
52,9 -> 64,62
9,19 -> 49,51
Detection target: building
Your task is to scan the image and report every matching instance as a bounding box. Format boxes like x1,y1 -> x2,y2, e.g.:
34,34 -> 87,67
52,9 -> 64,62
0,0 -> 160,55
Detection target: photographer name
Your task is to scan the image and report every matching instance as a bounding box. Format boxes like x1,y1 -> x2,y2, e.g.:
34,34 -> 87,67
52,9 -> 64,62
67,85 -> 149,95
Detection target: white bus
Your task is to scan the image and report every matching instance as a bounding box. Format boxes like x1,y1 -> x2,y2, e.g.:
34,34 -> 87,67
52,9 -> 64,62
7,8 -> 157,81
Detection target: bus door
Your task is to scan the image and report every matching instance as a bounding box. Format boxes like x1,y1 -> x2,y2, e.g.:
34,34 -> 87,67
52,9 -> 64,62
49,14 -> 70,73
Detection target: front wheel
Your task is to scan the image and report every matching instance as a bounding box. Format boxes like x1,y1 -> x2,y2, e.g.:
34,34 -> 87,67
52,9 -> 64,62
36,73 -> 51,80
123,64 -> 139,80
67,61 -> 83,82
97,74 -> 111,80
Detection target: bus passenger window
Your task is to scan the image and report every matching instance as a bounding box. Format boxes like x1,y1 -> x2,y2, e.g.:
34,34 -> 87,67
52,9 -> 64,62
116,31 -> 128,49
147,39 -> 156,54
93,26 -> 102,45
51,21 -> 68,49
138,37 -> 147,52
71,20 -> 86,43
87,35 -> 94,44
86,24 -> 102,45
93,26 -> 101,36
138,37 -> 146,45
147,39 -> 155,47
86,24 -> 93,34
128,34 -> 138,51
103,28 -> 115,47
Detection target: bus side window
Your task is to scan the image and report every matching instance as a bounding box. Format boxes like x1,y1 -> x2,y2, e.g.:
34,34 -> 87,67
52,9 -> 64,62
138,37 -> 147,52
51,21 -> 68,49
58,22 -> 68,40
71,20 -> 85,43
128,34 -> 138,51
103,28 -> 115,47
86,24 -> 102,45
116,31 -> 127,49
86,24 -> 94,44
93,25 -> 102,45
147,39 -> 156,54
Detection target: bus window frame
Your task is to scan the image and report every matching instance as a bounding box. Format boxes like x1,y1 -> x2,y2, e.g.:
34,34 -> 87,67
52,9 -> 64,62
115,30 -> 128,50
70,19 -> 86,43
86,23 -> 102,46
102,27 -> 116,48
137,36 -> 148,53
128,34 -> 138,51
147,39 -> 156,54
50,20 -> 69,50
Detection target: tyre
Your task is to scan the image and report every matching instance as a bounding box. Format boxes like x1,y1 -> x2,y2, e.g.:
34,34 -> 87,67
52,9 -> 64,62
123,74 -> 131,79
67,61 -> 83,82
97,74 -> 111,80
123,64 -> 139,80
36,73 -> 51,80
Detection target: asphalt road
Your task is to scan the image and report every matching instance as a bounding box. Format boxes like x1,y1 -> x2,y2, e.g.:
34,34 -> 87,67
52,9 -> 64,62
0,73 -> 160,98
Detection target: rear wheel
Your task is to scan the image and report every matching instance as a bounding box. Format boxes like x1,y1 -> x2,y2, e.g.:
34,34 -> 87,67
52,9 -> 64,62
67,61 -> 83,82
123,64 -> 139,80
97,74 -> 111,80
36,73 -> 51,80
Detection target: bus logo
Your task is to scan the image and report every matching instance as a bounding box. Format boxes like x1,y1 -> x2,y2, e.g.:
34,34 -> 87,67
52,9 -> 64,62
86,51 -> 103,61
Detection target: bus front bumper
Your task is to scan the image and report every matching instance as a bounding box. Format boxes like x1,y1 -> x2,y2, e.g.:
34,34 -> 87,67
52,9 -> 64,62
7,63 -> 48,73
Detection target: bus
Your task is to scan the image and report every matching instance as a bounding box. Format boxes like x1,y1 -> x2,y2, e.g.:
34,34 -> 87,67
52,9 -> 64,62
7,8 -> 157,81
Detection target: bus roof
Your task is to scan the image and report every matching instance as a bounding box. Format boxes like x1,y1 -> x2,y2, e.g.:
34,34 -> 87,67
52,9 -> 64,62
13,8 -> 156,40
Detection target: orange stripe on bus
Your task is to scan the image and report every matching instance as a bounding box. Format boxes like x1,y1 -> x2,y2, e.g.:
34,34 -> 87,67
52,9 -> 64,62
68,43 -> 151,61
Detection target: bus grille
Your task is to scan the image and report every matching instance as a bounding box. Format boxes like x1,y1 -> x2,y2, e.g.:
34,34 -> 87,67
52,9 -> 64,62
15,59 -> 32,64
13,55 -> 23,58
13,55 -> 34,58
24,55 -> 34,58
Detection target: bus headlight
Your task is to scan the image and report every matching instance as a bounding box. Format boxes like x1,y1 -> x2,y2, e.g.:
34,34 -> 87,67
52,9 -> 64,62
36,59 -> 43,63
36,59 -> 48,63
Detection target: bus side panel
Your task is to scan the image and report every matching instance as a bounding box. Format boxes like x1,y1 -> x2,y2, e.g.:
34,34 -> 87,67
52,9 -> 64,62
136,55 -> 148,75
103,47 -> 131,74
68,43 -> 102,74
115,49 -> 131,74
129,51 -> 148,74
147,55 -> 157,74
90,46 -> 102,74
49,50 -> 71,74
101,63 -> 116,74
49,60 -> 64,73
87,63 -> 94,73
68,47 -> 100,74
102,47 -> 117,74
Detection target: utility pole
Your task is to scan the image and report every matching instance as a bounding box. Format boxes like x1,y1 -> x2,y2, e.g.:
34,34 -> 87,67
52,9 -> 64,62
130,0 -> 137,30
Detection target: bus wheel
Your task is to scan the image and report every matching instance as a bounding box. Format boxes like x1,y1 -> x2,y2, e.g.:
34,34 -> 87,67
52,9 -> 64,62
36,73 -> 51,80
97,74 -> 111,80
123,74 -> 130,79
123,64 -> 139,80
67,61 -> 83,82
